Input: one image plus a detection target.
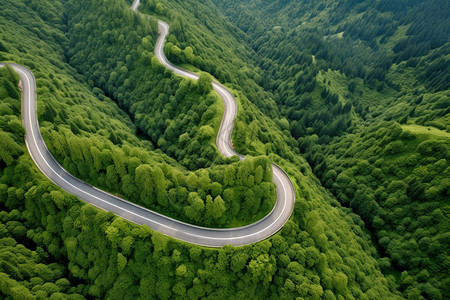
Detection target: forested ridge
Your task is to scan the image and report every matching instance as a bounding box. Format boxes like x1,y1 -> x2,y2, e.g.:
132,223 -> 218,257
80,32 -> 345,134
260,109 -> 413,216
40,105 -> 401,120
213,0 -> 450,298
0,0 -> 448,299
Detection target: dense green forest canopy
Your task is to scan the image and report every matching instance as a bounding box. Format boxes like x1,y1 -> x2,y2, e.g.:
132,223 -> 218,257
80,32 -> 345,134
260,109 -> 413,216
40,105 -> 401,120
0,0 -> 448,299
212,0 -> 450,298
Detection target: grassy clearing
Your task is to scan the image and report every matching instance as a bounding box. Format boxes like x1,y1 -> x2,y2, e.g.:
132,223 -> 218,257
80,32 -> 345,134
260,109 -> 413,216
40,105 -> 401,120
176,62 -> 201,73
402,124 -> 450,138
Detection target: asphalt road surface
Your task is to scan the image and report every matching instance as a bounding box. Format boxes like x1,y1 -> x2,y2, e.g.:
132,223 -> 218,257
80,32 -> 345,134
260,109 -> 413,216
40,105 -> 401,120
0,2 -> 295,247
131,0 -> 140,12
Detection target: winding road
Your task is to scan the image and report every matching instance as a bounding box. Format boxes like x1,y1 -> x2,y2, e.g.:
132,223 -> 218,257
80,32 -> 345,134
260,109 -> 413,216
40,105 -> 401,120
0,1 -> 295,247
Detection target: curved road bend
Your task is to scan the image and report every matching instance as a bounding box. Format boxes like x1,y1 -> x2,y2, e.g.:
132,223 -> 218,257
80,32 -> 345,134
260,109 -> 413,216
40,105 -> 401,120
0,3 -> 294,247
154,18 -> 295,233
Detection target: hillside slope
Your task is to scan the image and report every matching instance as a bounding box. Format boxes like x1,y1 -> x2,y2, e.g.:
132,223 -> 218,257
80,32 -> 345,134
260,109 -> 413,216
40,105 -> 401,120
213,0 -> 450,298
0,0 -> 441,298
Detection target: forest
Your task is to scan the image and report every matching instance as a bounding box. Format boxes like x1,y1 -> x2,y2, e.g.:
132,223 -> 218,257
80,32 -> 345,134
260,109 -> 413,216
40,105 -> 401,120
1,0 -> 449,299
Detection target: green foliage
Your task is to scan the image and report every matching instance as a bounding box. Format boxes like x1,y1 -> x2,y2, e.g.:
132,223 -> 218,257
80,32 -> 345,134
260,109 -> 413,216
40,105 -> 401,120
42,120 -> 276,227
0,67 -> 24,171
0,69 -> 82,299
210,1 -> 449,297
214,0 -> 449,141
1,0 -> 439,299
65,0 -> 226,170
314,122 -> 450,297
2,0 -> 279,230
139,0 -> 281,119
197,72 -> 212,95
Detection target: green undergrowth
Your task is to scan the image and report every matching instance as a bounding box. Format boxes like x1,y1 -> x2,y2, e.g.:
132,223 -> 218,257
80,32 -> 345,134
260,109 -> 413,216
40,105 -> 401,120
59,0 -> 276,228
0,66 -> 400,298
213,1 -> 449,298
0,0 -> 405,298
311,122 -> 449,298
138,0 -> 281,119
1,62 -> 87,299
401,124 -> 450,138
1,0 -> 276,231
176,63 -> 201,74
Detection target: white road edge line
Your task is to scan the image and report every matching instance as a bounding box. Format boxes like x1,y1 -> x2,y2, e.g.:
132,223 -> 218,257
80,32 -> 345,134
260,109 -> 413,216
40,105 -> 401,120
1,0 -> 295,246
15,66 -> 289,240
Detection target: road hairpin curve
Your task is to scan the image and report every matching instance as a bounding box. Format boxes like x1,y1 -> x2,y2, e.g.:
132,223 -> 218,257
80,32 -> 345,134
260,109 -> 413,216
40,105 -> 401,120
0,1 -> 294,247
